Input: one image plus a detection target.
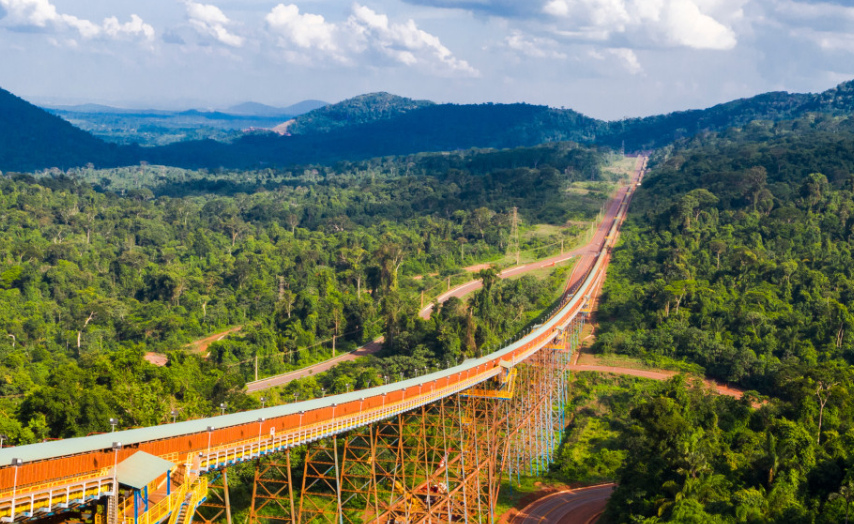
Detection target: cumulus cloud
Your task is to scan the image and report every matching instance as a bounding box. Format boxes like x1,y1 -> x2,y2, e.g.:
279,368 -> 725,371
543,0 -> 738,50
184,0 -> 243,47
103,15 -> 155,41
504,30 -> 566,59
266,4 -> 338,55
264,3 -> 478,76
607,47 -> 642,74
347,4 -> 479,75
587,46 -> 643,74
402,0 -> 742,51
0,0 -> 153,41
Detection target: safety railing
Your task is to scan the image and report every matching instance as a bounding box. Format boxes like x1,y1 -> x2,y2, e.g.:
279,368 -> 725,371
198,365 -> 502,472
0,158 -> 643,524
0,475 -> 115,522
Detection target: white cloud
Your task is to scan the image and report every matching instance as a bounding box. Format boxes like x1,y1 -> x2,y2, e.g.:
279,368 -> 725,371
587,46 -> 643,74
103,15 -> 155,40
663,0 -> 737,50
0,0 -> 154,41
264,3 -> 478,76
347,4 -> 479,76
544,0 -> 631,29
266,4 -> 338,53
542,0 -> 738,50
504,30 -> 566,59
184,0 -> 243,47
608,47 -> 642,74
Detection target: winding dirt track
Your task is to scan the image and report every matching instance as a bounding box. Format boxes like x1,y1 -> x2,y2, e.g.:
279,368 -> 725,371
144,325 -> 244,366
244,158 -> 645,393
418,158 -> 643,320
245,337 -> 384,393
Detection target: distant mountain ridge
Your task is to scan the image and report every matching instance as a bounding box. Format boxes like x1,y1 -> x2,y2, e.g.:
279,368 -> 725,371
225,100 -> 327,117
2,80 -> 854,172
40,99 -> 327,147
44,99 -> 328,117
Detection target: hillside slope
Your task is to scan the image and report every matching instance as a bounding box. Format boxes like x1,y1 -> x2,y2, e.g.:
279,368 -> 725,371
0,87 -> 125,172
285,92 -> 435,135
2,80 -> 854,172
605,81 -> 854,149
145,102 -> 603,169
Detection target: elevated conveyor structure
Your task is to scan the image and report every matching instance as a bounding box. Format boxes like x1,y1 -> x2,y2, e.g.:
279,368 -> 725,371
0,157 -> 647,524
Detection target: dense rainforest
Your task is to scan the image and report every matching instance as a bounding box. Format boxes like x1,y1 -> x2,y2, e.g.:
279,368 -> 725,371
584,115 -> 854,522
0,142 -> 616,443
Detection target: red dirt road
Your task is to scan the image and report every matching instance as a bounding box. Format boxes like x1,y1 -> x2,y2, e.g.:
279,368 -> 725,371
419,157 -> 646,321
245,337 -> 384,393
512,484 -> 615,524
569,364 -> 746,399
192,325 -> 243,355
245,157 -> 647,393
144,325 -> 244,367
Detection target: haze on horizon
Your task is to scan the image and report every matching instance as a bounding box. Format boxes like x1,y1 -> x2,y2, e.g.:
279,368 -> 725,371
0,0 -> 852,120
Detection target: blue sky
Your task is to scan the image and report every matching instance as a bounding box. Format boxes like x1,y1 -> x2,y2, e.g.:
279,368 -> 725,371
0,0 -> 852,119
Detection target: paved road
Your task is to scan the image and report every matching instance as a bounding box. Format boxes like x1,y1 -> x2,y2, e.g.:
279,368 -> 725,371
512,484 -> 615,524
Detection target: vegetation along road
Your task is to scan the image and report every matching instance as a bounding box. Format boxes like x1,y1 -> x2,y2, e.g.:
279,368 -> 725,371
245,156 -> 646,393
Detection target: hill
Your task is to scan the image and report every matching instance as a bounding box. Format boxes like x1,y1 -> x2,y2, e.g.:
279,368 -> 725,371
144,102 -> 603,169
227,100 -> 327,117
41,103 -> 167,115
3,80 -> 854,172
281,81 -> 854,152
0,87 -> 124,172
281,99 -> 328,115
286,92 -> 435,135
603,83 -> 854,149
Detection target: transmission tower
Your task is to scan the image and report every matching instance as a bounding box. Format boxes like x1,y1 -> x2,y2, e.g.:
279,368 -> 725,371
509,207 -> 520,265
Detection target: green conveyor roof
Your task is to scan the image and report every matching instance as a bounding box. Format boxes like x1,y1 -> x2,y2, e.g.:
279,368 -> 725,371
0,229 -> 609,470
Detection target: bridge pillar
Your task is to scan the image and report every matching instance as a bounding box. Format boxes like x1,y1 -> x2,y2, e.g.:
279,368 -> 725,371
196,470 -> 232,524
245,313 -> 583,524
247,451 -> 296,524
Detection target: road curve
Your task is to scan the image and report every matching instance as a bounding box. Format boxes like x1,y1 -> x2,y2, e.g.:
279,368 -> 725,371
246,337 -> 384,393
512,484 -> 615,524
247,156 -> 646,393
419,156 -> 646,320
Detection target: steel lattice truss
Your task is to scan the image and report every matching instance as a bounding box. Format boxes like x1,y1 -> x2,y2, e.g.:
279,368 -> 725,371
243,317 -> 582,524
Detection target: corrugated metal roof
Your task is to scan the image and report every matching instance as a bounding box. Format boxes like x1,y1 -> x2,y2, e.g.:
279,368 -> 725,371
116,451 -> 175,490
